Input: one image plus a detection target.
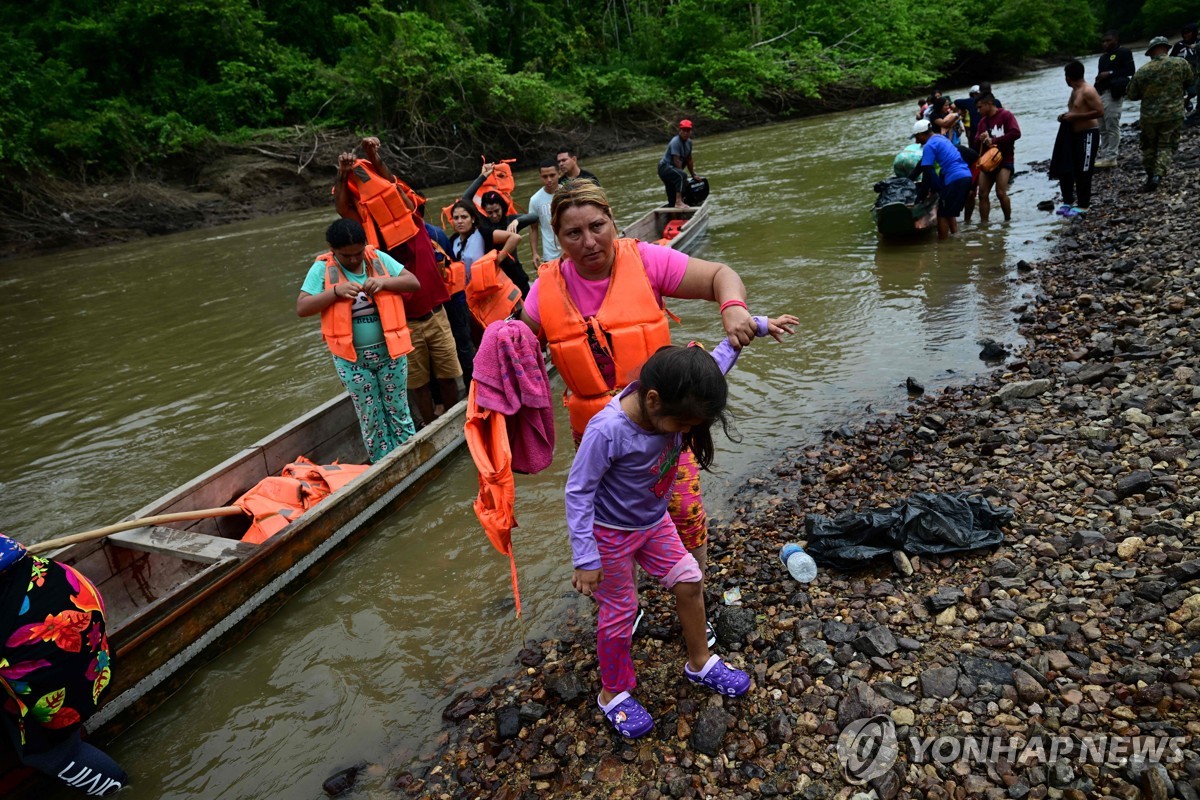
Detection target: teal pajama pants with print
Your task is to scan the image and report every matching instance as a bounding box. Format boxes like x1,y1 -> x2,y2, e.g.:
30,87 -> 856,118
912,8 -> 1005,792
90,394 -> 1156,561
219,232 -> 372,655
333,343 -> 416,462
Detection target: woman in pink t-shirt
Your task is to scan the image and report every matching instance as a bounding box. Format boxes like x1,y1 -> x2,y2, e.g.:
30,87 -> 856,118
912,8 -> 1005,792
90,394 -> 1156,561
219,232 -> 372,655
519,181 -> 766,643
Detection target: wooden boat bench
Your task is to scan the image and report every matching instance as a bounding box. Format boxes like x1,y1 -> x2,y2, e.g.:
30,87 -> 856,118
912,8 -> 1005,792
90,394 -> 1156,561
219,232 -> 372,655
108,526 -> 259,564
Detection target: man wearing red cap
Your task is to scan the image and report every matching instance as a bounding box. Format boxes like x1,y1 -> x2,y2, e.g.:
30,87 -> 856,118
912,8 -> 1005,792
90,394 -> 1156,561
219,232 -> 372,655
658,119 -> 698,209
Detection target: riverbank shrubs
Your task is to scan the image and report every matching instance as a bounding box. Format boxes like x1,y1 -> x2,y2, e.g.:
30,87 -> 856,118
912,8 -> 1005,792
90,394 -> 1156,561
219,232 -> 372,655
2,0 -> 1118,182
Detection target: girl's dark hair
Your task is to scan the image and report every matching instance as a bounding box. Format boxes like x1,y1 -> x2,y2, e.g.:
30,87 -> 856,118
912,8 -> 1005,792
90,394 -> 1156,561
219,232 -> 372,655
480,190 -> 506,209
326,217 -> 367,248
637,345 -> 739,470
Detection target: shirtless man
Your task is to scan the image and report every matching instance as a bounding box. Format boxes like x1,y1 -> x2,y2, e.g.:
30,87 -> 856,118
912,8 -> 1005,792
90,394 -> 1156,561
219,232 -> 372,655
1056,60 -> 1104,217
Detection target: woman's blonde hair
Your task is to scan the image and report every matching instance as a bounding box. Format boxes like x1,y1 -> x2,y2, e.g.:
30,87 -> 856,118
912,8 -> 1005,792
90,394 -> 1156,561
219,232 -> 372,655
550,180 -> 614,235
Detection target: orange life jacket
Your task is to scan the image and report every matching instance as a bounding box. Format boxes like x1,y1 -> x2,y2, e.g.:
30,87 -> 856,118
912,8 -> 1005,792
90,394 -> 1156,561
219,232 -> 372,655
238,458 -> 371,544
440,159 -> 520,228
475,160 -> 519,216
429,240 -> 467,295
238,476 -> 308,545
343,159 -> 420,249
281,456 -> 370,502
316,247 -> 414,362
464,382 -> 522,615
537,238 -> 673,433
465,250 -> 522,328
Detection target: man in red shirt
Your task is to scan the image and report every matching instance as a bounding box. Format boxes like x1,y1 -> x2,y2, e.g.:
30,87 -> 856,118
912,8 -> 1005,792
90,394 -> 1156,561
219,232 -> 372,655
973,93 -> 1022,223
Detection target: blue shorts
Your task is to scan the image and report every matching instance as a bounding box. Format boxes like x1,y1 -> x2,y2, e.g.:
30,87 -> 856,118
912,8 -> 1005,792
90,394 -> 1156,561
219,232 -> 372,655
939,177 -> 972,218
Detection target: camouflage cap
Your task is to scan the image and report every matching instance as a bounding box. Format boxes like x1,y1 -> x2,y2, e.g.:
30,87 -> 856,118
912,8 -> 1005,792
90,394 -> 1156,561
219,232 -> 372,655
1145,36 -> 1171,55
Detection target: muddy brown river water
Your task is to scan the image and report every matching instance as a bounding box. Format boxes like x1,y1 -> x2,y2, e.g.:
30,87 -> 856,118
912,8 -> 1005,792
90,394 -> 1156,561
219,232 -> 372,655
0,58 -> 1144,798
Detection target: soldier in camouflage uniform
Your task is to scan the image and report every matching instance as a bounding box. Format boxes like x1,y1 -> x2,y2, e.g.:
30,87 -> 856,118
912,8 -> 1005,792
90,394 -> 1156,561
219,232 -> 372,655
1126,36 -> 1195,192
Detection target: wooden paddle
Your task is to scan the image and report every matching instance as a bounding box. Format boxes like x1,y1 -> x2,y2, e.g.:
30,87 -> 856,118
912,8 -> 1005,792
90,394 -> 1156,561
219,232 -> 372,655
26,506 -> 247,555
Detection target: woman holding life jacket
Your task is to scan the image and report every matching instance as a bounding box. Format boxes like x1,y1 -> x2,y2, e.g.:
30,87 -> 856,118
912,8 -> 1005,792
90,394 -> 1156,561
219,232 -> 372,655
447,200 -> 524,331
520,182 -> 778,636
297,218 -> 421,462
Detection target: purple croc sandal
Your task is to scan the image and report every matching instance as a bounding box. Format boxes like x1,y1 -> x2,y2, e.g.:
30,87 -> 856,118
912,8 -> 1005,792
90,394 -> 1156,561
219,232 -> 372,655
684,654 -> 751,696
598,692 -> 655,738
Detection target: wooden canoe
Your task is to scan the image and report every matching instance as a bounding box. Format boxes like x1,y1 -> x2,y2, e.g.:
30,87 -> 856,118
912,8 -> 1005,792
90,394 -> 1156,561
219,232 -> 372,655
0,393 -> 473,795
620,199 -> 711,252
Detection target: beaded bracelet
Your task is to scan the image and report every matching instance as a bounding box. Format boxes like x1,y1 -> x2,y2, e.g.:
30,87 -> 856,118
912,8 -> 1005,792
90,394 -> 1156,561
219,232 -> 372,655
719,298 -> 749,314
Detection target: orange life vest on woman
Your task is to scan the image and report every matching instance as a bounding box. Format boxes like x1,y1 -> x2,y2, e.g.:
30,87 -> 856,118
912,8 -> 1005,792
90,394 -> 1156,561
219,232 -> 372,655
317,247 -> 413,362
537,238 -> 673,433
465,250 -> 522,328
345,159 -> 420,249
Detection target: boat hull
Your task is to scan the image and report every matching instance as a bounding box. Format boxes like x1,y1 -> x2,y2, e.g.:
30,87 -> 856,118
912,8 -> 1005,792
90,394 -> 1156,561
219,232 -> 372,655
0,394 -> 469,795
620,200 -> 711,252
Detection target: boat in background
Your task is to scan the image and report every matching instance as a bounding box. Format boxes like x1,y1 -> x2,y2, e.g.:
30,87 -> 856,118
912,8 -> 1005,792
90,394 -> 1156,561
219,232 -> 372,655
621,199 -> 710,252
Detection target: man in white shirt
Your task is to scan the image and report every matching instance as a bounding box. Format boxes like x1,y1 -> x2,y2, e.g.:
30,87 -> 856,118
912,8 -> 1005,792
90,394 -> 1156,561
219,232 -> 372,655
525,158 -> 562,266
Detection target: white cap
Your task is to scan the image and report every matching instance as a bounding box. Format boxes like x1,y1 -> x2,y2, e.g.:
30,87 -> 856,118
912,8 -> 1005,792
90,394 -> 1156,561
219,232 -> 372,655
911,119 -> 932,137
970,84 -> 981,94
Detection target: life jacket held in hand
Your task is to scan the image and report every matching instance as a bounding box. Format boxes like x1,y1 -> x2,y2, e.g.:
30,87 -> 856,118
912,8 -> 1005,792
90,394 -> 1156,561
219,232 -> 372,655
464,383 -> 522,615
465,250 -> 522,328
430,240 -> 467,295
440,159 -> 520,227
317,247 -> 413,362
342,159 -> 421,249
536,238 -> 673,433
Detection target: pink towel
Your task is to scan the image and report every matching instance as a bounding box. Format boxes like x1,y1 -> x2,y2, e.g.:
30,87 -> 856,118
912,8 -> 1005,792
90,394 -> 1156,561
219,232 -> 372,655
472,321 -> 555,473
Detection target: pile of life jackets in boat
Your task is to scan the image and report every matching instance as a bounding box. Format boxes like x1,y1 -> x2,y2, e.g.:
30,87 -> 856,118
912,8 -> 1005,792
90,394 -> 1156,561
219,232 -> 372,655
237,457 -> 369,544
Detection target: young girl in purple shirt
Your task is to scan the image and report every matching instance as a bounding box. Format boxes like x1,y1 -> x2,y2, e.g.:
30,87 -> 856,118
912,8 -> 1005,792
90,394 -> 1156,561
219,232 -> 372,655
565,313 -> 797,737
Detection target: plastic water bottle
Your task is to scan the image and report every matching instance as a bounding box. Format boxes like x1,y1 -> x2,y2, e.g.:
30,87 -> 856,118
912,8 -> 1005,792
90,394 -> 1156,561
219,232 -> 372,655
780,543 -> 817,583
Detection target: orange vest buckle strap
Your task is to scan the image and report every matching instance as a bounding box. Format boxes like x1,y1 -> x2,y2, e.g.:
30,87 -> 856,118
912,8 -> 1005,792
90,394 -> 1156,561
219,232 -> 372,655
536,238 -> 673,433
316,247 -> 414,363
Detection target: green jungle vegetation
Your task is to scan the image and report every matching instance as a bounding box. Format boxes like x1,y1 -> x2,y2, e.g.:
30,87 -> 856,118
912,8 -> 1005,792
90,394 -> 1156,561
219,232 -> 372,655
0,0 -> 1191,183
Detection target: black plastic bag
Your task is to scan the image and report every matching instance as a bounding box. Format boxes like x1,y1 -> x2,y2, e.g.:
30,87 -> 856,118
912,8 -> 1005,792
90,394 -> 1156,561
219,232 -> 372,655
804,492 -> 1011,569
872,177 -> 919,208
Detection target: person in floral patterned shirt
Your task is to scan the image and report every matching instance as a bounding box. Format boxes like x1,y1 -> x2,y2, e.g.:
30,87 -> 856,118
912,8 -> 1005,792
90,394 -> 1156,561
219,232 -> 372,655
0,534 -> 127,795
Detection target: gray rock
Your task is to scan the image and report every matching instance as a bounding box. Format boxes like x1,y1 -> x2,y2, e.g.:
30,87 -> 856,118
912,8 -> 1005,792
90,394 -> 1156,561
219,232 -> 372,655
1013,670 -> 1046,703
920,666 -> 959,699
991,379 -> 1054,404
988,557 -> 1020,577
874,682 -> 918,704
1070,530 -> 1108,549
1115,470 -> 1154,500
518,702 -> 548,725
1141,763 -> 1172,800
767,712 -> 793,744
714,606 -> 757,648
926,587 -> 964,612
959,656 -> 1014,686
823,620 -> 859,644
1048,761 -> 1074,788
853,626 -> 899,658
1072,363 -> 1118,385
1117,661 -> 1162,685
690,706 -> 728,756
837,682 -> 895,728
547,673 -> 586,705
495,705 -> 521,739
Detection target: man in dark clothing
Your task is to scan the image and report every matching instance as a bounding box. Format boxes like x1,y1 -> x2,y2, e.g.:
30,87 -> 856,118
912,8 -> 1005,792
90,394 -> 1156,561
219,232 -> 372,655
1094,31 -> 1137,167
460,165 -> 534,299
1055,61 -> 1104,216
556,147 -> 600,186
658,119 -> 698,209
1170,22 -> 1199,123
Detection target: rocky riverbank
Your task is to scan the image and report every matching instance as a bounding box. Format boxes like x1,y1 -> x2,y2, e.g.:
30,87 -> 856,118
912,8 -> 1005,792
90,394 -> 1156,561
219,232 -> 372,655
349,126 -> 1200,800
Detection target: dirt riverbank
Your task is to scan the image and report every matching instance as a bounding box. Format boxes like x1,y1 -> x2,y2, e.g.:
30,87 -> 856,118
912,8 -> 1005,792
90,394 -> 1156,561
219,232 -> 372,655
347,126 -> 1200,800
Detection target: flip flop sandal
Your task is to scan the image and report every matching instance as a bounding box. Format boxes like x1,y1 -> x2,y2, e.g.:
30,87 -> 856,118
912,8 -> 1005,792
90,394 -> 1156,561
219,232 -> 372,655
684,654 -> 751,697
598,691 -> 654,738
